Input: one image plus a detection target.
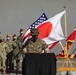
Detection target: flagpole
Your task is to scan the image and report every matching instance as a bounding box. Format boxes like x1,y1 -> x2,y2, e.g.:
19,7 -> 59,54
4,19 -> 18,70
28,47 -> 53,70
63,5 -> 67,38
63,5 -> 68,66
59,41 -> 64,50
62,6 -> 73,68
63,5 -> 69,68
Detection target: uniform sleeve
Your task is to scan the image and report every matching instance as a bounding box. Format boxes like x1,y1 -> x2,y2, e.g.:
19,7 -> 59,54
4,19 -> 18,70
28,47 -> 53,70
12,41 -> 17,49
41,40 -> 50,53
22,39 -> 30,53
17,36 -> 20,40
5,43 -> 9,53
18,41 -> 22,49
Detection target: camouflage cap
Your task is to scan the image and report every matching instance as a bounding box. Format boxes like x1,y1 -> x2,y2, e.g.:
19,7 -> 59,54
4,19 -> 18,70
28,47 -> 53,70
6,34 -> 11,37
20,28 -> 23,32
31,28 -> 39,36
13,34 -> 16,37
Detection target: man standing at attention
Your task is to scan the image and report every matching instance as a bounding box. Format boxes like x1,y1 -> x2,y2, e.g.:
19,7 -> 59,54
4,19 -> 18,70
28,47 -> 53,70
5,34 -> 16,73
17,28 -> 24,60
17,28 -> 24,50
12,34 -> 21,71
0,36 -> 9,75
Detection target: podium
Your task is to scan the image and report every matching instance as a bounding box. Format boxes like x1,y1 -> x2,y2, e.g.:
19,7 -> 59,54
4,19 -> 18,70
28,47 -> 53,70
22,53 -> 56,75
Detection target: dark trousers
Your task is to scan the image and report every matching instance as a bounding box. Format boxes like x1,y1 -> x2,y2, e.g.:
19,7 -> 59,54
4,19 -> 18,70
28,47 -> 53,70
6,51 -> 14,72
22,53 -> 56,75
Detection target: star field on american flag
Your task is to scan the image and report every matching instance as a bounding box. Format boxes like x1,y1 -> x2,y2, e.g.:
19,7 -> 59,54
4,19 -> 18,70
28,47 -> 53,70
30,13 -> 48,29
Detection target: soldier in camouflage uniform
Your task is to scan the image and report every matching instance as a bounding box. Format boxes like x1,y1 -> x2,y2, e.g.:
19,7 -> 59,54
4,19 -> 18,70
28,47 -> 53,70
23,28 -> 49,53
12,34 -> 21,71
0,36 -> 9,74
17,28 -> 24,59
5,34 -> 16,73
17,28 -> 24,49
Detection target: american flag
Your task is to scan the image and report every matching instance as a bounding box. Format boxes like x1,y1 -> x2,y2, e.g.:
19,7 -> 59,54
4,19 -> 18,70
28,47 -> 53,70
30,13 -> 48,29
23,13 -> 48,45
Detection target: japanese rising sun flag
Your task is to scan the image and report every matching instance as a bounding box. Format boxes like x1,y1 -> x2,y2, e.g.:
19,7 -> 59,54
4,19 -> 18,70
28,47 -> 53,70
23,11 -> 65,49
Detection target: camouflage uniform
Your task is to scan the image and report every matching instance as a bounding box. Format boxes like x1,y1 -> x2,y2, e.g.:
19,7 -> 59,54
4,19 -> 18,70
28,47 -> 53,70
23,28 -> 49,53
6,40 -> 16,53
13,40 -> 20,59
0,38 -> 9,73
24,38 -> 48,53
12,34 -> 21,70
5,34 -> 16,72
17,28 -> 24,58
17,29 -> 24,49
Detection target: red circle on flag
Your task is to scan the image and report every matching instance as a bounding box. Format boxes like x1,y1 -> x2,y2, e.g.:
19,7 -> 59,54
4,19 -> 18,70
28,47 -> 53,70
38,22 -> 52,39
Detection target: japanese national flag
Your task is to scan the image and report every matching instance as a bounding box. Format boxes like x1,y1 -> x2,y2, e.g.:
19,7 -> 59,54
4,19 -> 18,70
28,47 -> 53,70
37,11 -> 65,44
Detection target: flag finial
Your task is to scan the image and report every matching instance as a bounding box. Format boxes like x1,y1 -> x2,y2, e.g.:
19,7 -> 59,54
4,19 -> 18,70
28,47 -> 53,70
41,9 -> 44,13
